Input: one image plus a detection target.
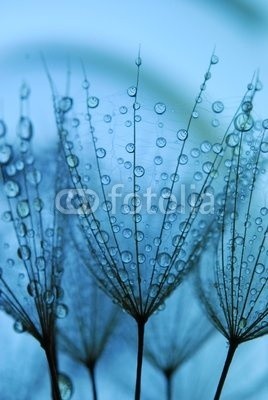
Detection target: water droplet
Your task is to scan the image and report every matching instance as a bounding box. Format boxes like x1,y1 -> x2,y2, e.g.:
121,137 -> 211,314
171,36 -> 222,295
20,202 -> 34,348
27,280 -> 42,297
202,161 -> 213,174
43,290 -> 55,305
211,55 -> 219,64
20,83 -> 30,100
157,252 -> 171,267
201,141 -> 211,153
56,303 -> 68,318
96,231 -> 109,244
103,114 -> 112,123
87,96 -> 99,108
119,106 -> 128,114
121,251 -> 133,263
175,259 -> 186,271
4,180 -> 20,197
17,245 -> 31,261
123,228 -> 132,238
242,101 -> 253,114
177,129 -> 188,141
18,117 -> 33,140
0,120 -> 7,137
59,97 -> 73,113
261,142 -> 268,153
135,56 -> 142,66
191,148 -> 200,158
82,79 -> 89,89
118,269 -> 128,282
262,119 -> 268,129
13,320 -> 25,333
26,168 -> 42,185
256,263 -> 264,274
194,171 -> 203,181
235,236 -> 244,245
161,187 -> 171,199
96,148 -> 106,158
66,154 -> 79,168
212,101 -> 224,113
17,200 -> 30,218
179,154 -> 188,165
234,113 -> 254,132
154,102 -> 166,115
36,256 -> 46,271
134,166 -> 145,177
226,133 -> 239,147
156,137 -> 166,148
126,143 -> 135,153
167,273 -> 175,284
127,86 -> 137,97
101,175 -> 111,185
33,197 -> 43,212
2,210 -> 12,222
58,373 -> 73,400
187,193 -> 202,208
154,156 -> 163,165
260,207 -> 268,216
0,144 -> 12,164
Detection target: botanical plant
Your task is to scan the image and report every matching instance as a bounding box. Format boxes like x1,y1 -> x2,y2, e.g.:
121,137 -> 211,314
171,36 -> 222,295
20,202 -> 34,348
0,86 -> 70,400
58,238 -> 121,400
45,55 -> 260,400
142,280 -> 214,400
47,53 -> 251,400
196,77 -> 268,399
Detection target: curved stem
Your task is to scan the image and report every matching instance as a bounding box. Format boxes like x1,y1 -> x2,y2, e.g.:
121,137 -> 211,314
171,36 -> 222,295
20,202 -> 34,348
44,343 -> 61,400
87,363 -> 98,400
135,320 -> 145,400
214,341 -> 238,400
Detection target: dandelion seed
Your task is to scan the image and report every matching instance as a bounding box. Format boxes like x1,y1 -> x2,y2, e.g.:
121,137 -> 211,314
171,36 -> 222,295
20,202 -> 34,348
49,52 -> 246,400
0,87 -> 69,400
196,75 -> 268,400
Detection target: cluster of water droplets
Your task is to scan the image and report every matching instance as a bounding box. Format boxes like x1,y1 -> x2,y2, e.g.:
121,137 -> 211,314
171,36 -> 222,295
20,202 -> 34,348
199,78 -> 268,341
53,54 -> 235,317
0,83 -> 68,338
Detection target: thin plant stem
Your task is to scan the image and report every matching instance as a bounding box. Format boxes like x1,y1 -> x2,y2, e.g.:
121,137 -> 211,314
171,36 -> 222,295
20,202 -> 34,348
135,320 -> 146,400
87,363 -> 98,400
44,342 -> 61,400
164,370 -> 173,400
214,341 -> 238,400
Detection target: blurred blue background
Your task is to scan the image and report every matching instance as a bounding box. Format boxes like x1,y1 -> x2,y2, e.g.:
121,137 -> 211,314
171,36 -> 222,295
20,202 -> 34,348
1,1 -> 268,399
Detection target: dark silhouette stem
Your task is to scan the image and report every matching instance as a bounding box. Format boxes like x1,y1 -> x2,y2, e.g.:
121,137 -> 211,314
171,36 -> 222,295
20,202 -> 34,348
214,341 -> 238,400
164,370 -> 173,400
135,320 -> 145,400
87,363 -> 98,400
44,343 -> 61,400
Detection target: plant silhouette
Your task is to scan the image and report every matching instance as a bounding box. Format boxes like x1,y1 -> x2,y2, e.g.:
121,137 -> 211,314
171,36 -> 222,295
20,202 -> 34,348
44,53 -> 262,400
196,77 -> 268,399
0,86 -> 70,400
58,238 -> 121,400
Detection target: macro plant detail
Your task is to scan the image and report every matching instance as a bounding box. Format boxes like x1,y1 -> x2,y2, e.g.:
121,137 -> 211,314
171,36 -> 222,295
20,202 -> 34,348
58,238 -> 121,400
0,52 -> 267,400
0,86 -> 69,400
46,53 -> 233,400
143,280 -> 214,400
196,77 -> 268,399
